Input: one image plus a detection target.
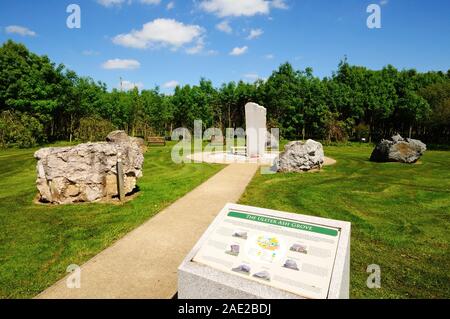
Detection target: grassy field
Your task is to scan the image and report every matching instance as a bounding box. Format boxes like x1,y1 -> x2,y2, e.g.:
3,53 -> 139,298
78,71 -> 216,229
239,144 -> 450,298
1,142 -> 449,299
0,142 -> 223,299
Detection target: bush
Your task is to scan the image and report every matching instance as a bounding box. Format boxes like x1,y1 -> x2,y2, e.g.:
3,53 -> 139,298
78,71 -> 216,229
74,116 -> 116,142
355,123 -> 370,141
0,111 -> 45,148
324,112 -> 349,143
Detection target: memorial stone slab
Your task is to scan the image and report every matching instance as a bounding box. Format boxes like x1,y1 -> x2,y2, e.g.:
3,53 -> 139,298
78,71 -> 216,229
245,103 -> 267,158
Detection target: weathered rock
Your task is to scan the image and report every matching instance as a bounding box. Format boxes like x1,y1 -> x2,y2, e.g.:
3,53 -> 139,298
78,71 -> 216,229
107,130 -> 147,153
275,140 -> 324,172
370,135 -> 426,164
106,130 -> 130,144
34,132 -> 144,204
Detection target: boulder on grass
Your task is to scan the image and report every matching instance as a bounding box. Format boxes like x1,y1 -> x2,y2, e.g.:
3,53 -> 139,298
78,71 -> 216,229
370,134 -> 426,164
106,130 -> 130,144
275,140 -> 324,172
34,131 -> 144,204
106,130 -> 147,153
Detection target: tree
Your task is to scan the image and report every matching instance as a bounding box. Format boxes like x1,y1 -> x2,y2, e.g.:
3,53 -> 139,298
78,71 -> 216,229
1,41 -> 449,148
419,82 -> 450,143
264,63 -> 303,139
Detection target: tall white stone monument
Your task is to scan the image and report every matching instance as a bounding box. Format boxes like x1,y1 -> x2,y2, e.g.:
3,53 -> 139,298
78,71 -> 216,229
245,102 -> 267,158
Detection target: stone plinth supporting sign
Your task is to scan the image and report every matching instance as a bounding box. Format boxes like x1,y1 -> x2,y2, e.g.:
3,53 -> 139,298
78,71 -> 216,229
178,203 -> 351,299
245,103 -> 267,158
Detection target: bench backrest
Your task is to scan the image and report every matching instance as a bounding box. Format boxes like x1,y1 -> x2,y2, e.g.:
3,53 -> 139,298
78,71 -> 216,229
147,137 -> 166,145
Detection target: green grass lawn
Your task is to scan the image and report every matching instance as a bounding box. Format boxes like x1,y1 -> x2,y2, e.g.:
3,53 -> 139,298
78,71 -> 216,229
239,144 -> 450,298
1,142 -> 449,299
0,142 -> 224,299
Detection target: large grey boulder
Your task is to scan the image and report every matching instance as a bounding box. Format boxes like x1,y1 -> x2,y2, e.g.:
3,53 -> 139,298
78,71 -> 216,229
34,132 -> 144,204
370,134 -> 426,164
275,140 -> 324,172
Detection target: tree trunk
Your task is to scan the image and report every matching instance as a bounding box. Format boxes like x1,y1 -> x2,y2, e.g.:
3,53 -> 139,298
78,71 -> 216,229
228,104 -> 231,129
69,114 -> 73,143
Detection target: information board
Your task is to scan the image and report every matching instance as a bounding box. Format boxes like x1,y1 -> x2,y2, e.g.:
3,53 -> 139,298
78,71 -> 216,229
192,208 -> 342,299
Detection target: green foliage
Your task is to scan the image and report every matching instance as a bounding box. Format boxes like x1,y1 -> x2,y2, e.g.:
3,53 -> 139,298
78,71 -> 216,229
355,123 -> 370,140
324,111 -> 349,143
0,110 -> 45,148
74,115 -> 116,142
419,82 -> 450,143
1,40 -> 449,148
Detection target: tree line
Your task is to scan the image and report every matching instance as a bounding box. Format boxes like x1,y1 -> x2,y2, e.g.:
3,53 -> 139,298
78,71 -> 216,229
0,40 -> 449,148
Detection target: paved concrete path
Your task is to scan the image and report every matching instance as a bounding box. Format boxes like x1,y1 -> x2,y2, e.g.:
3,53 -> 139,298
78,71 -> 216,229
36,163 -> 258,299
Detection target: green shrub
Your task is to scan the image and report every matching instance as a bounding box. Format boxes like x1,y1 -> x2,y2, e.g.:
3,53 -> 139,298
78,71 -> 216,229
0,111 -> 45,148
355,123 -> 370,141
74,115 -> 116,142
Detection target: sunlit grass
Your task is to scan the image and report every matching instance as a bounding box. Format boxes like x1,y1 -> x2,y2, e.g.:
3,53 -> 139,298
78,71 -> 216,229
239,145 -> 450,298
0,142 -> 224,298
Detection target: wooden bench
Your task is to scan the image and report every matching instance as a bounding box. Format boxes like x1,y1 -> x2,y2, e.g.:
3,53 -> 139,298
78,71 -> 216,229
147,136 -> 166,146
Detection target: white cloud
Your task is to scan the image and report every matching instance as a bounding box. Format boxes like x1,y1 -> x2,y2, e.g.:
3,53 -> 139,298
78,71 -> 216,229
271,0 -> 288,9
97,0 -> 126,7
162,80 -> 179,88
216,20 -> 232,34
247,28 -> 263,40
230,46 -> 248,56
380,0 -> 389,5
97,0 -> 162,7
120,80 -> 144,91
264,53 -> 274,59
186,37 -> 205,55
140,0 -> 161,4
200,0 -> 288,17
112,19 -> 204,53
200,0 -> 270,17
167,1 -> 175,10
102,59 -> 141,70
5,25 -> 36,37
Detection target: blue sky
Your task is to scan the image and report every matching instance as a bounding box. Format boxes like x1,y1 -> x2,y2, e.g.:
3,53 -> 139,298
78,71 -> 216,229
0,0 -> 449,93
